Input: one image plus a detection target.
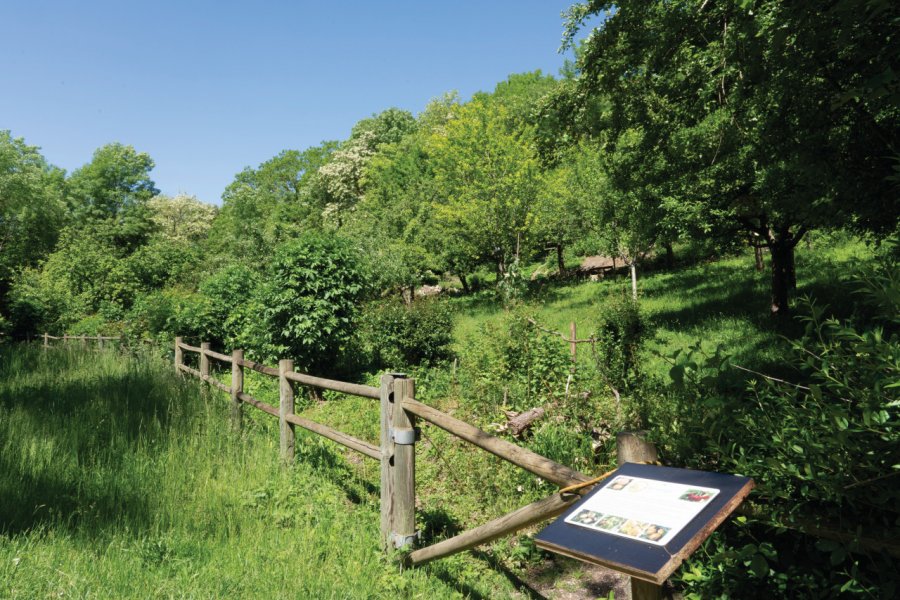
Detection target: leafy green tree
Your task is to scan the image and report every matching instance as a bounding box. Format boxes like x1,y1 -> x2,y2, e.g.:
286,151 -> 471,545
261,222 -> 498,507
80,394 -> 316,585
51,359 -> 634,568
563,0 -> 900,314
0,131 -> 66,330
66,143 -> 158,250
426,99 -> 542,280
212,144 -> 337,261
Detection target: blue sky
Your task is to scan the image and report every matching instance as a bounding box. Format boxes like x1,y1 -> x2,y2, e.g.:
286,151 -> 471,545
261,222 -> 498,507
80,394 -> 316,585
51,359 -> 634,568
2,1 -> 589,205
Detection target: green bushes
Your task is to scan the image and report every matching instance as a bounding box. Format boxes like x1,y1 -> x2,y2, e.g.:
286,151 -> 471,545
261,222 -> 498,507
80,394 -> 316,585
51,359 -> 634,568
359,298 -> 454,369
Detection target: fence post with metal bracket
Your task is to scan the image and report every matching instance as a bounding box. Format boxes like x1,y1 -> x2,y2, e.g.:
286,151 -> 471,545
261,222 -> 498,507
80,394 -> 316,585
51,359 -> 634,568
380,373 -> 418,552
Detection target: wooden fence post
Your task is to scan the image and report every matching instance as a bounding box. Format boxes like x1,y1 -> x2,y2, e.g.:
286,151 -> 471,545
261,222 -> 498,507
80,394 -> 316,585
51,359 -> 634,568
174,336 -> 183,375
63,334 -> 68,345
200,342 -> 210,382
81,334 -> 87,349
617,431 -> 662,599
231,349 -> 243,432
392,375 -> 417,551
43,333 -> 49,350
380,373 -> 396,548
98,332 -> 104,351
570,321 -> 577,364
279,358 -> 295,464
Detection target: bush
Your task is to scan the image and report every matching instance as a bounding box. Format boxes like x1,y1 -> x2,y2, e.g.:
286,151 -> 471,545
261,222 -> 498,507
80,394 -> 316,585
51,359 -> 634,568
252,233 -> 366,375
591,292 -> 643,393
359,298 -> 454,369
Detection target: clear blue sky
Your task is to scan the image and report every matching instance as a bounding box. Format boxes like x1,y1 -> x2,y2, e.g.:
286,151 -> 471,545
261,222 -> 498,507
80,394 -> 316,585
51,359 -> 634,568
2,1 -> 588,205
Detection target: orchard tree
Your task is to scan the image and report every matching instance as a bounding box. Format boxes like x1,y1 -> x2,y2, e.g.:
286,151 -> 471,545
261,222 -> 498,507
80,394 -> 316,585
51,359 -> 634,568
563,0 -> 900,314
427,99 -> 542,280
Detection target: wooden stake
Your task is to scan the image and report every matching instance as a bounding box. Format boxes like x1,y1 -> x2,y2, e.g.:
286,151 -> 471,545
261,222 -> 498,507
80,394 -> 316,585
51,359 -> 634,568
279,358 -> 295,464
231,349 -> 243,432
43,333 -> 49,350
98,333 -> 104,350
570,321 -> 577,364
174,336 -> 183,375
199,342 -> 210,381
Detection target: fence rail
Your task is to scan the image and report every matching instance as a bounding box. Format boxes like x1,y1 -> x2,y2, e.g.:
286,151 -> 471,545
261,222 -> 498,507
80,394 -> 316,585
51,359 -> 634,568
172,336 -> 606,567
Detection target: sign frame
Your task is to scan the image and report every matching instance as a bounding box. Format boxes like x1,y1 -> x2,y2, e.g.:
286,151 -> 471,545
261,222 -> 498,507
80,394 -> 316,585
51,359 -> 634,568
534,463 -> 754,584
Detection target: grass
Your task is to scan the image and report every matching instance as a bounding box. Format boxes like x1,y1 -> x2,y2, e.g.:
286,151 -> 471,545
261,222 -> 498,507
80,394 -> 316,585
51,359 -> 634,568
0,345 -> 533,599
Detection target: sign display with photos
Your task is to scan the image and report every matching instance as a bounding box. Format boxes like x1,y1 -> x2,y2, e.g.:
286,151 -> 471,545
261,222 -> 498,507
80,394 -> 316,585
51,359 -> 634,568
535,463 -> 754,584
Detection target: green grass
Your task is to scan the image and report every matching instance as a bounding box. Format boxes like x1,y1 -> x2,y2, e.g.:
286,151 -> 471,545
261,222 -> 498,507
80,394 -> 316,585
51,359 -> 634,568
0,346 -> 532,599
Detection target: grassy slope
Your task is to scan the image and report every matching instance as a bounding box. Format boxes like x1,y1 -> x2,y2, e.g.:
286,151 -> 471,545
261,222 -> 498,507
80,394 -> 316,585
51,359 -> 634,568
0,347 -> 526,599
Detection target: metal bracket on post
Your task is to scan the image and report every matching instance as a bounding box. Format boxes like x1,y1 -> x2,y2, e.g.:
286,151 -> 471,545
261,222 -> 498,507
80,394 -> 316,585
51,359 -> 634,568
391,427 -> 420,445
390,530 -> 420,550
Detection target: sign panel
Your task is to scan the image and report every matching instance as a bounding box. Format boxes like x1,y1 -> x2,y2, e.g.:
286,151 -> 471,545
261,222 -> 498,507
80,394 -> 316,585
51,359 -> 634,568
535,463 -> 753,584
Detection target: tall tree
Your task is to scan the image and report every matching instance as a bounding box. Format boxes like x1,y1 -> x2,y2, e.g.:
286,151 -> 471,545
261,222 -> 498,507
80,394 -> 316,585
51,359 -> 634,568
564,0 -> 900,314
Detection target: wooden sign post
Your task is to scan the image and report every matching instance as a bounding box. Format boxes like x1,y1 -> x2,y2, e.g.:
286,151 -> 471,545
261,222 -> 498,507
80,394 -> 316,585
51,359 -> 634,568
535,464 -> 753,596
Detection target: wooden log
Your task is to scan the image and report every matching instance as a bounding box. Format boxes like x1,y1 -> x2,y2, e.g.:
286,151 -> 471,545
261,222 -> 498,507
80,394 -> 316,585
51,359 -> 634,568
202,348 -> 233,363
392,377 -> 417,550
407,491 -> 579,566
616,431 -> 658,466
380,373 -> 396,548
231,349 -> 244,432
280,358 -> 295,464
237,392 -> 279,417
401,398 -> 590,487
199,342 -> 210,381
43,333 -> 49,349
284,370 -> 380,399
178,341 -> 202,353
178,364 -> 202,378
284,414 -> 380,461
506,407 -> 545,437
174,336 -> 184,375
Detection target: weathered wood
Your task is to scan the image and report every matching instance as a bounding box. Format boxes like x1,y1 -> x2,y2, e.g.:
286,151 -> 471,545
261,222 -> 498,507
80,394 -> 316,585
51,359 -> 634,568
380,374 -> 396,548
43,333 -> 49,349
98,333 -> 104,350
199,342 -> 210,381
208,378 -> 231,393
202,347 -> 233,363
237,391 -> 279,417
284,413 -> 380,461
81,334 -> 87,348
238,358 -> 279,377
631,577 -> 662,600
174,336 -> 184,375
392,377 -> 417,550
284,370 -> 380,399
506,407 -> 545,437
231,349 -> 244,432
570,321 -> 577,363
616,431 -> 658,466
178,341 -> 202,353
407,491 -> 579,566
279,358 -> 295,464
178,364 -> 202,378
401,397 -> 590,487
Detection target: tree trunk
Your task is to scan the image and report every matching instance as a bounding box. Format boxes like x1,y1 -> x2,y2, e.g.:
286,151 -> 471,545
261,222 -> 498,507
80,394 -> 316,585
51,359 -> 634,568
458,273 -> 470,294
788,246 -> 797,290
768,238 -> 793,316
664,242 -> 675,269
630,261 -> 638,300
754,243 -> 765,271
556,243 -> 565,275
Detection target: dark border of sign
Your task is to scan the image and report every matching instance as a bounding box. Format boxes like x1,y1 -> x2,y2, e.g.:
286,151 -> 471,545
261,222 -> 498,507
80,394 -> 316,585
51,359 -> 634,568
534,463 -> 754,584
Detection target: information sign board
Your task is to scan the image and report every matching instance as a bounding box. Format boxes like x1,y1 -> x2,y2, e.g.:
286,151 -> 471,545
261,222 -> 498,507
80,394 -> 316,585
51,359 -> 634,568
535,463 -> 754,584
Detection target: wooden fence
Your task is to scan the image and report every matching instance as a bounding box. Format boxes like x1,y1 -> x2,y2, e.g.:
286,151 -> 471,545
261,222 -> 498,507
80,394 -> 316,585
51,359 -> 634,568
172,336 -> 654,571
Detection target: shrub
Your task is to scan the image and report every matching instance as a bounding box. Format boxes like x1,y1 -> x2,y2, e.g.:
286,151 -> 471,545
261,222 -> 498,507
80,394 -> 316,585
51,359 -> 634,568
253,233 -> 366,375
591,292 -> 643,393
359,298 -> 454,369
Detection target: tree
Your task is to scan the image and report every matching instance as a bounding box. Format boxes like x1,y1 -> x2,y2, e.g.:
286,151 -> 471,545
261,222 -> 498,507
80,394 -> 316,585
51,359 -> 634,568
147,194 -> 217,244
426,99 -> 543,280
563,0 -> 900,314
0,131 -> 66,330
66,143 -> 159,250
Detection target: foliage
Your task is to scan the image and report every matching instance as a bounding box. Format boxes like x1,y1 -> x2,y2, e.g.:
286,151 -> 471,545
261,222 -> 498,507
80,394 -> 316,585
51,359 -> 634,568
147,194 -> 217,244
591,292 -> 644,393
359,298 -> 454,369
252,233 -> 366,374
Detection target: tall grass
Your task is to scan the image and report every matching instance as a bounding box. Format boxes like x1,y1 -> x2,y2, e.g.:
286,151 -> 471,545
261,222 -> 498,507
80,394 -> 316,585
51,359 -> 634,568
0,345 -> 526,598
